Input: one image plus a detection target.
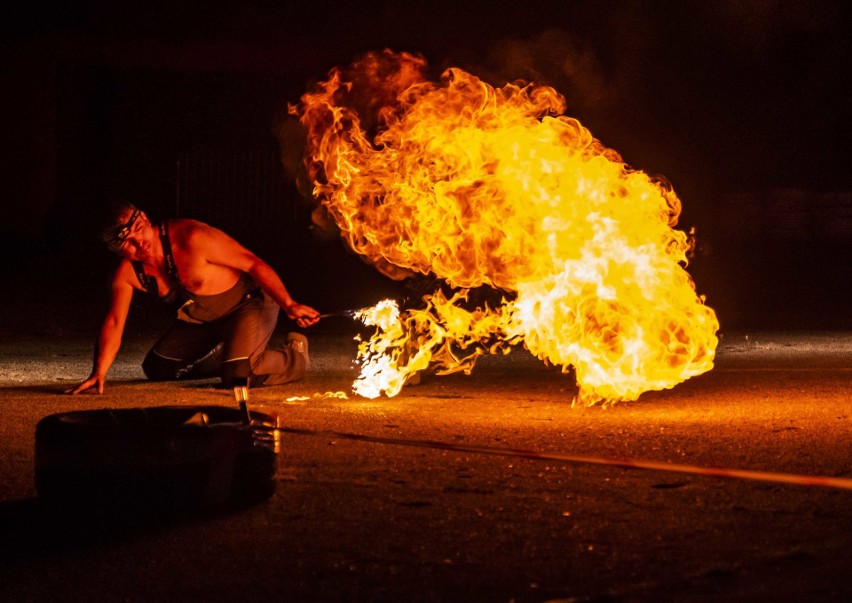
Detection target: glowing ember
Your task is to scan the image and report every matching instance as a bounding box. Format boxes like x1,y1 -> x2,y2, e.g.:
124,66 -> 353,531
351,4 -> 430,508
285,391 -> 350,402
292,50 -> 719,405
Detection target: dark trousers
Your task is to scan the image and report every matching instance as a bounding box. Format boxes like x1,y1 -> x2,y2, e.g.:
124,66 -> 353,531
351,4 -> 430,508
141,292 -> 305,387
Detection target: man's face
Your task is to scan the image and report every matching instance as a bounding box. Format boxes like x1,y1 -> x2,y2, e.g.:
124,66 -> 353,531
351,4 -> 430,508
108,209 -> 156,261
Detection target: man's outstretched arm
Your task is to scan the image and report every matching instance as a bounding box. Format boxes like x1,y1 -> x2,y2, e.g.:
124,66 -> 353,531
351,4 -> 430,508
66,264 -> 135,394
194,224 -> 320,328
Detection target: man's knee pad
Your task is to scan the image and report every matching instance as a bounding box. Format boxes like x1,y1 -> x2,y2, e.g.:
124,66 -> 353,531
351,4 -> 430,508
142,350 -> 184,381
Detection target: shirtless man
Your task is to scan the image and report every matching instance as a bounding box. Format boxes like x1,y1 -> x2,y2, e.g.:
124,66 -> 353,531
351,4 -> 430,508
67,201 -> 320,394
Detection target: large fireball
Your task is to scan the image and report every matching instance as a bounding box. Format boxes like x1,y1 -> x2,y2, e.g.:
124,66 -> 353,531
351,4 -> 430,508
291,50 -> 719,405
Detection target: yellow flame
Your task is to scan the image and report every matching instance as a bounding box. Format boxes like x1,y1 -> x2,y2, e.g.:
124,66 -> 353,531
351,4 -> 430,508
293,50 -> 719,405
354,293 -> 521,398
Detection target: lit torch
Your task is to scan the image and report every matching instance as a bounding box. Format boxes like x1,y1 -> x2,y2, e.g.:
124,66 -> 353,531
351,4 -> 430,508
292,50 -> 719,405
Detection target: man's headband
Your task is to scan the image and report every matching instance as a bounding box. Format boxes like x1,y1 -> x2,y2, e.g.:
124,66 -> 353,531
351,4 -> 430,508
106,208 -> 141,249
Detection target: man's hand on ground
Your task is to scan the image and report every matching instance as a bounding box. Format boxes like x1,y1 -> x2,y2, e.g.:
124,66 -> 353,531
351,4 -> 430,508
65,374 -> 105,395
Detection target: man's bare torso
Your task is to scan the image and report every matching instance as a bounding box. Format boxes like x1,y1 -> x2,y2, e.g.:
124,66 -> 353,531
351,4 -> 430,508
134,218 -> 242,298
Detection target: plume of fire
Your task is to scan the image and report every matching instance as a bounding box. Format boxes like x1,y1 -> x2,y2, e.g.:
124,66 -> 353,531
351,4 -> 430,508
292,50 -> 719,405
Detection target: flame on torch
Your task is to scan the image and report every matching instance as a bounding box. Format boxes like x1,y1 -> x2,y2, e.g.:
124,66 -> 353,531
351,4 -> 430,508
292,50 -> 719,405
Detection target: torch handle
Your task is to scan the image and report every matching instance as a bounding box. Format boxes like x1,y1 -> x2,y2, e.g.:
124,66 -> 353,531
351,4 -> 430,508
318,297 -> 408,320
318,309 -> 359,320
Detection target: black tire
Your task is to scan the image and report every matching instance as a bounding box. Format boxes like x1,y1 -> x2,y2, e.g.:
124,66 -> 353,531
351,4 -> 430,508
35,406 -> 279,514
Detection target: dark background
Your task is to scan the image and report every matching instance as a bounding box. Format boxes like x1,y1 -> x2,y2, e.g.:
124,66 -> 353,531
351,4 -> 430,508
2,0 -> 850,332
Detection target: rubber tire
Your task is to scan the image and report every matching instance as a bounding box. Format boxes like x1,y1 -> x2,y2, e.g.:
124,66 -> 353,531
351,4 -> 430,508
35,405 -> 278,514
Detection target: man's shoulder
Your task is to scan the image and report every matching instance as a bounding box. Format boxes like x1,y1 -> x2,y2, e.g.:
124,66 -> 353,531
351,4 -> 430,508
169,218 -> 240,256
169,218 -> 215,243
169,217 -> 209,233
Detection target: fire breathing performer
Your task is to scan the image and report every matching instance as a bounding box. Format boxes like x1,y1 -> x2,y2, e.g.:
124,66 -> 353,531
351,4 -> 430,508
66,201 -> 320,395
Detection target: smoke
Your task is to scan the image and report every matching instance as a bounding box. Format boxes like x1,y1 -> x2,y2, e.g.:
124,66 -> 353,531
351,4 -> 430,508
702,0 -> 841,54
472,29 -> 617,119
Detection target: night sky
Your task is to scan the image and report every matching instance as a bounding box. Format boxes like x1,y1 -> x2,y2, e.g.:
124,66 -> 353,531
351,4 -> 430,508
2,0 -> 850,329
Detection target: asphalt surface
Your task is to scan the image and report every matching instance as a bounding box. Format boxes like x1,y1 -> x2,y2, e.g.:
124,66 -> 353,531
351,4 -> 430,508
1,328 -> 851,602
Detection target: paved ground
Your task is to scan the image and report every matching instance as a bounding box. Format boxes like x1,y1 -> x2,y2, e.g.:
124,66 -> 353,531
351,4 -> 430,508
1,326 -> 851,602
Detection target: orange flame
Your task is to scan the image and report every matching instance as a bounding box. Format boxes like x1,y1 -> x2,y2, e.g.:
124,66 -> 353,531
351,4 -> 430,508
292,50 -> 719,405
